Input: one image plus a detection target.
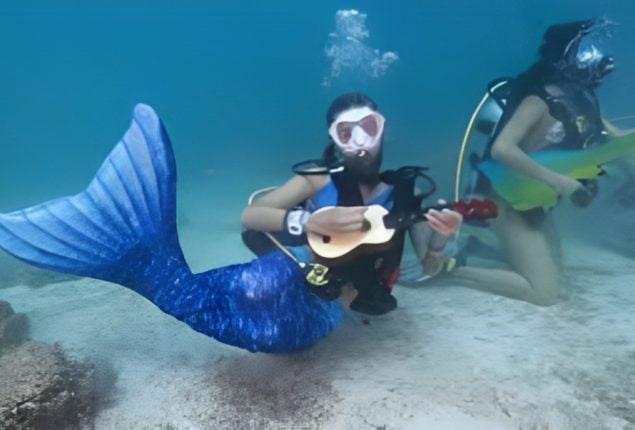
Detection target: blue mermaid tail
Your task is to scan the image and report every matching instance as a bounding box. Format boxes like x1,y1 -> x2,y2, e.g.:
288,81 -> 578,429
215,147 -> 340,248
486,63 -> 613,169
0,104 -> 344,353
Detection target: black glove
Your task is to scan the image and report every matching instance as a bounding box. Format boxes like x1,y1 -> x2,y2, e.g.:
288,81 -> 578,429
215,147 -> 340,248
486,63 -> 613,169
570,179 -> 599,208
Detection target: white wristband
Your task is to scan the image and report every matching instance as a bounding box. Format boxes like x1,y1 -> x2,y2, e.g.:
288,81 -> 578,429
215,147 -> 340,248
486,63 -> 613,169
285,209 -> 311,236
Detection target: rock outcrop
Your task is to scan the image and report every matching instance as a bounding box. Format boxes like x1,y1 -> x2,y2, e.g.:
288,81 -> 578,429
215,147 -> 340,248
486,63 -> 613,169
0,300 -> 96,430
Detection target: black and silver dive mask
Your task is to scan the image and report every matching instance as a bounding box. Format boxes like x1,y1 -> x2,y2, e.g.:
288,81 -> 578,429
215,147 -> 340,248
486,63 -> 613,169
544,18 -> 616,84
573,33 -> 614,82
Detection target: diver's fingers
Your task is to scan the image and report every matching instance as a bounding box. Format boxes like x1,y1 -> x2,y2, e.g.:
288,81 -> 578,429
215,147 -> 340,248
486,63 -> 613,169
311,206 -> 368,233
425,215 -> 450,235
336,206 -> 369,229
425,209 -> 462,236
335,221 -> 368,233
440,208 -> 463,226
428,208 -> 463,223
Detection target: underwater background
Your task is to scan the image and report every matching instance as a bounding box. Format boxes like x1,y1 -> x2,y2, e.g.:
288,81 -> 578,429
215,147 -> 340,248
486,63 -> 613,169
2,0 -> 635,214
2,1 -> 635,428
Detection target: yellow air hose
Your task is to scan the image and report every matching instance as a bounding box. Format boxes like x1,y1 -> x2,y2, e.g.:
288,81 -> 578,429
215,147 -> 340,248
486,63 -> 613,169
454,80 -> 508,202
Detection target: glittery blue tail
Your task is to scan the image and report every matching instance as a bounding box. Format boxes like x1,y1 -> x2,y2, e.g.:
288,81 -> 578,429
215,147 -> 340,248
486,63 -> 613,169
0,104 -> 185,289
0,104 -> 343,353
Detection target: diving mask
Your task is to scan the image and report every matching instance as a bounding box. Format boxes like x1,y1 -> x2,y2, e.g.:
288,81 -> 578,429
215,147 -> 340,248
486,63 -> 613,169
575,36 -> 614,81
329,107 -> 385,157
556,18 -> 616,83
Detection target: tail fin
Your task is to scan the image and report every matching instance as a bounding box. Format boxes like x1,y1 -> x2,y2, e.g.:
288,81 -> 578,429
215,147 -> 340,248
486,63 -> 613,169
0,105 -> 344,353
0,104 -> 188,288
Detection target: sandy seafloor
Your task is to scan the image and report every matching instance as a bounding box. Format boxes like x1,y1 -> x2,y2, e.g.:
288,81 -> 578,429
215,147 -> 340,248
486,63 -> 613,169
1,191 -> 635,430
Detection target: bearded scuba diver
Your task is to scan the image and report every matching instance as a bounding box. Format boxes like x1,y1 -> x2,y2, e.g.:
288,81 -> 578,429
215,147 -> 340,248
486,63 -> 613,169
241,92 -> 477,315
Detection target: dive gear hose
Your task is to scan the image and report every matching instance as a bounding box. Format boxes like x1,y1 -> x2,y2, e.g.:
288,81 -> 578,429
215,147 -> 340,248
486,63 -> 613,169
454,80 -> 509,201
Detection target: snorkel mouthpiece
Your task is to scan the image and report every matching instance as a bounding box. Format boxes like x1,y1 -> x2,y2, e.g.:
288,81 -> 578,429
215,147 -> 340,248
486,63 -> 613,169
357,150 -> 367,158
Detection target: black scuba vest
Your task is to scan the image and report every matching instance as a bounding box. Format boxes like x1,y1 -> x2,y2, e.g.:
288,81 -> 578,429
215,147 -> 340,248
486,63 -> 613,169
326,167 -> 423,291
473,79 -> 606,213
491,81 -> 606,152
535,82 -> 606,149
329,167 -> 423,212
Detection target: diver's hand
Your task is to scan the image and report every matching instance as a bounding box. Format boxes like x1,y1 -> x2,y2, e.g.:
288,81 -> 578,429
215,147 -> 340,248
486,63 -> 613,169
570,179 -> 599,208
550,174 -> 583,198
424,208 -> 463,237
305,206 -> 369,236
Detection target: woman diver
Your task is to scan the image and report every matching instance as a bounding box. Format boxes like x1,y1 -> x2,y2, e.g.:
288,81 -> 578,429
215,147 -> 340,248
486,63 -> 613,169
445,19 -> 628,305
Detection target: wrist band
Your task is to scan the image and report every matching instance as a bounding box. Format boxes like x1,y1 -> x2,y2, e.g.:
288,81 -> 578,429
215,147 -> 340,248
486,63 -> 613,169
285,209 -> 311,236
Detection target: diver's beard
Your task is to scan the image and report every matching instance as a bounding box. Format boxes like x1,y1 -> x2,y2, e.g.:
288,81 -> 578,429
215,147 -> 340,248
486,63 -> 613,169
343,148 -> 383,184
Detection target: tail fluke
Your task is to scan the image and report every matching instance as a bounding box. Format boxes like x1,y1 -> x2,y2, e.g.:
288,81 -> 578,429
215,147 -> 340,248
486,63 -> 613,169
0,104 -> 187,287
0,104 -> 343,353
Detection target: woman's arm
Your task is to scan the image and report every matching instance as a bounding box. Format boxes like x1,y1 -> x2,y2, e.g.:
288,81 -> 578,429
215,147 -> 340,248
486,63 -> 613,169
241,175 -> 369,236
490,95 -> 582,197
240,175 -> 318,232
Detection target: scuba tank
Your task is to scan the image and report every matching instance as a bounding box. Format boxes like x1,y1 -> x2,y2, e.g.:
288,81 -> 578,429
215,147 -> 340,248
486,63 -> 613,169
454,78 -> 513,201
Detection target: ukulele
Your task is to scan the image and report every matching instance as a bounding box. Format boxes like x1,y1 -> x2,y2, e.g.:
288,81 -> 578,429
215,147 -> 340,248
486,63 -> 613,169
307,199 -> 498,259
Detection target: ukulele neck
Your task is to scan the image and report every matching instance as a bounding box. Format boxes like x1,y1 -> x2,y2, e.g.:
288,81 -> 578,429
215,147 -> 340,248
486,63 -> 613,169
383,203 -> 449,230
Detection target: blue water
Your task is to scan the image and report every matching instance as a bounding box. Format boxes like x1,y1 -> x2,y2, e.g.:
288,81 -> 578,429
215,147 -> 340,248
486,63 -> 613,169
2,2 -> 635,427
2,0 -> 635,211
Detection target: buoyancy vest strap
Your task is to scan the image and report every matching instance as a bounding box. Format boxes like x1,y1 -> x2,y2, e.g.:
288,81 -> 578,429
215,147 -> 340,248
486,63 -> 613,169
330,169 -> 365,206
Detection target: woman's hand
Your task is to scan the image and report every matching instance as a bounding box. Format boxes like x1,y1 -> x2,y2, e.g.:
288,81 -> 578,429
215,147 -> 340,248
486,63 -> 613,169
305,206 -> 369,236
424,208 -> 463,237
550,174 -> 583,198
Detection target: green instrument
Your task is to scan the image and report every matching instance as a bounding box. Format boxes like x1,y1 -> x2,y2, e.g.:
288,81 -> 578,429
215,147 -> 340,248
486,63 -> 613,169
478,133 -> 635,211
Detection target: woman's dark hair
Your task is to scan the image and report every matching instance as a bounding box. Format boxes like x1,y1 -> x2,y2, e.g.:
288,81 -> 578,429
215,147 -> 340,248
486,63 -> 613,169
326,92 -> 379,126
539,19 -> 592,64
510,19 -> 594,104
